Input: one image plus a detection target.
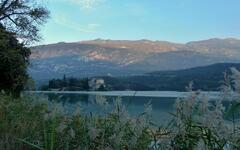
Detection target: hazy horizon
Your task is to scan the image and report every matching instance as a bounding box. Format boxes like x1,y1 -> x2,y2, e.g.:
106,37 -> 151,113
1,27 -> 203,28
39,0 -> 240,45
35,37 -> 240,46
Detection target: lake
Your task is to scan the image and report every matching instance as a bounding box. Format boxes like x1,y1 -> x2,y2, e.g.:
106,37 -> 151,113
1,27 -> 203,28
32,91 -> 221,124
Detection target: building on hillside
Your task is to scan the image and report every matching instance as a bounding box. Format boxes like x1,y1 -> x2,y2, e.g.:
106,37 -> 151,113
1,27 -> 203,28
88,78 -> 106,91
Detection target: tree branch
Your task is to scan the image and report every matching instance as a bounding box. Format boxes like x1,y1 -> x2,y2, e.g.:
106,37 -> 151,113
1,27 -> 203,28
0,0 -> 18,16
6,15 -> 18,27
0,0 -> 10,12
0,11 -> 28,21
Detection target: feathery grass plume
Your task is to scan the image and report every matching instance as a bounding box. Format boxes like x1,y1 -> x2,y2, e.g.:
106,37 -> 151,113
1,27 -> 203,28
2,69 -> 240,149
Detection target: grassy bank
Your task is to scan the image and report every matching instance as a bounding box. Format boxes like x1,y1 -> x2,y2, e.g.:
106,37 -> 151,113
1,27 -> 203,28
0,92 -> 240,150
1,69 -> 240,149
0,92 -> 154,149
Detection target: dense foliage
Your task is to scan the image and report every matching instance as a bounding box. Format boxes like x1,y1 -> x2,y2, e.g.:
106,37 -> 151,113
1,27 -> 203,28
42,76 -> 90,91
0,0 -> 49,96
102,63 -> 240,91
0,25 -> 30,96
0,93 -> 153,150
0,0 -> 49,43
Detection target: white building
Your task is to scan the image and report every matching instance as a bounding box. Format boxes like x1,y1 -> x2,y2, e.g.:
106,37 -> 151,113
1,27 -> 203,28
88,78 -> 106,91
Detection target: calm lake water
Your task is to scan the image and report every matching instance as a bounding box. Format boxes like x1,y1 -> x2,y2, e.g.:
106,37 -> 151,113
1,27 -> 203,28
32,91 -> 221,124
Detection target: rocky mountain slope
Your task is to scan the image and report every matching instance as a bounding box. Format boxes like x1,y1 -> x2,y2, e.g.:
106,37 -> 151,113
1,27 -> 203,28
29,38 -> 240,81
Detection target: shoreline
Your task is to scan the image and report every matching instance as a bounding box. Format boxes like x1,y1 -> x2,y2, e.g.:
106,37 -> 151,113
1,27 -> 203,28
27,91 -> 220,98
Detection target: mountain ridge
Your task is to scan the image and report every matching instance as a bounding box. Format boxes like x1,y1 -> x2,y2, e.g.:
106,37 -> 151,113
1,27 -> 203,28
29,38 -> 240,82
32,38 -> 240,58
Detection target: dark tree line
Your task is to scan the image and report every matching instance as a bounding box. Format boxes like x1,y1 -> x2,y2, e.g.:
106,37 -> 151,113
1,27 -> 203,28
42,76 -> 90,91
0,25 -> 30,96
0,0 -> 49,96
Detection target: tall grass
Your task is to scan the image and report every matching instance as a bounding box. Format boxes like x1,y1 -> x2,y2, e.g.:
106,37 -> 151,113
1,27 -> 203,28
0,92 -> 155,150
0,68 -> 240,149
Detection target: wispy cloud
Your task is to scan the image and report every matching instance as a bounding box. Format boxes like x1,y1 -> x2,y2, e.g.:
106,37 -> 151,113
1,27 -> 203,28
88,23 -> 101,29
54,15 -> 101,33
67,0 -> 105,9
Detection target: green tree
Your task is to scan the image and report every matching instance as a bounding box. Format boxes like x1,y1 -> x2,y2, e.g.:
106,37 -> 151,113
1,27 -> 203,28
0,25 -> 30,96
0,0 -> 49,96
24,78 -> 35,91
98,85 -> 106,91
0,0 -> 49,43
62,74 -> 67,87
82,78 -> 89,90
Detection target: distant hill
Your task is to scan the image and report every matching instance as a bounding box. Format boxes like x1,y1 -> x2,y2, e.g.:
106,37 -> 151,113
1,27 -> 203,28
101,63 -> 240,91
29,38 -> 240,82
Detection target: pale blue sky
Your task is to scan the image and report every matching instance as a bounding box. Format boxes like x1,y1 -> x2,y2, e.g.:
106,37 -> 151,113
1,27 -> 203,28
39,0 -> 240,44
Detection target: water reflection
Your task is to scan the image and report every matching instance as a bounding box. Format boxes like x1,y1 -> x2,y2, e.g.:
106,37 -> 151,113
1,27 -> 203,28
45,93 -> 177,123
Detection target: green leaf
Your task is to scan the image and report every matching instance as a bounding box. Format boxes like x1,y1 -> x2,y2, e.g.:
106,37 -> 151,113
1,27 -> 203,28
17,138 -> 44,150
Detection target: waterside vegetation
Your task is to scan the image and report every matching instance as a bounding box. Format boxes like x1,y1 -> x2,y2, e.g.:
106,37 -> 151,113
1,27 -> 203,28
0,69 -> 240,149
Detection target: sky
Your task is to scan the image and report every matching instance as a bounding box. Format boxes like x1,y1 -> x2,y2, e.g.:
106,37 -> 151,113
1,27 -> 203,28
39,0 -> 240,44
